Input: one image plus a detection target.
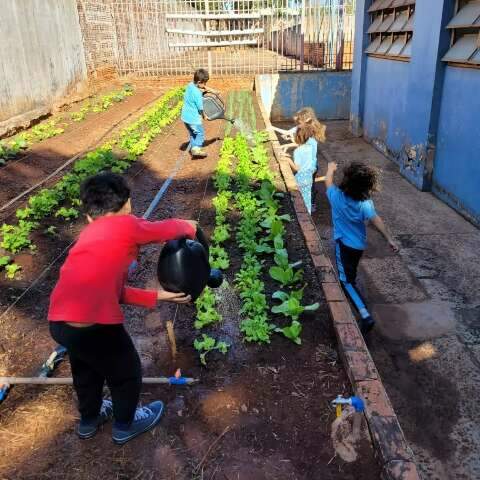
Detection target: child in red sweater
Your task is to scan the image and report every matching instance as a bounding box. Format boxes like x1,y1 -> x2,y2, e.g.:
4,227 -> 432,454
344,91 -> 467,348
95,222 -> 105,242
48,172 -> 196,444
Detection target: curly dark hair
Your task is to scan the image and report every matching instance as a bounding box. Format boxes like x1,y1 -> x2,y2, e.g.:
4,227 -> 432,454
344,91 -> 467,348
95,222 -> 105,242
339,162 -> 380,201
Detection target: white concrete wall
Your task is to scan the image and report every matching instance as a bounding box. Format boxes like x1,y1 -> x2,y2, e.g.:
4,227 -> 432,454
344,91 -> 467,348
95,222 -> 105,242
0,0 -> 87,131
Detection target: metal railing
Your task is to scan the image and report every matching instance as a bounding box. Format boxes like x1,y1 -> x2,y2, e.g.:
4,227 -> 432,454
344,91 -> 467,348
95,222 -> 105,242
77,0 -> 355,77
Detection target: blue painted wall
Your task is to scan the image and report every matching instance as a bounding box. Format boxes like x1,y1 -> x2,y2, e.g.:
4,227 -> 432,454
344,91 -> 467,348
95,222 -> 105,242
257,72 -> 351,122
351,0 -> 480,224
433,66 -> 480,225
363,57 -> 410,153
355,0 -> 453,191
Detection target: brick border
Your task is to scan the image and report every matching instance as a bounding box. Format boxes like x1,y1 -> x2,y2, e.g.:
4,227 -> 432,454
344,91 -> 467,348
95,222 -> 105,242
254,80 -> 421,480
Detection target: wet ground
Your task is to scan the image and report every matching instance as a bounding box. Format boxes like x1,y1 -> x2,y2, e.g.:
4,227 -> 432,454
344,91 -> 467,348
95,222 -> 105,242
0,95 -> 380,479
307,120 -> 480,480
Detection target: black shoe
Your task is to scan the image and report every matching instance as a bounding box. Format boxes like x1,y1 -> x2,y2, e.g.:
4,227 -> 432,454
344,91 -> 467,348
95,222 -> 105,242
112,401 -> 164,445
77,399 -> 113,439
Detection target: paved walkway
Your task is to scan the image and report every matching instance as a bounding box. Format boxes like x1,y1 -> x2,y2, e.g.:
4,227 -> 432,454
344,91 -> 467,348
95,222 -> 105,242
313,121 -> 480,480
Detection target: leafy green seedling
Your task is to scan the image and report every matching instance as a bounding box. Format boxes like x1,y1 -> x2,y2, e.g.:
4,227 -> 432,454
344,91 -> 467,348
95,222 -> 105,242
0,256 -> 11,267
45,226 -> 58,237
194,288 -> 222,329
271,291 -> 319,321
55,207 -> 79,220
276,320 -> 302,344
1,220 -> 36,253
5,263 -> 21,279
254,131 -> 270,143
211,224 -> 230,244
269,265 -> 303,287
209,246 -> 230,270
194,334 -> 229,365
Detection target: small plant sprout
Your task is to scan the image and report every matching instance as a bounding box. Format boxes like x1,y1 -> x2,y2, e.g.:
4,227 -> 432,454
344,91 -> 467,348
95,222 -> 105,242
5,263 -> 22,279
55,207 -> 79,221
271,288 -> 319,322
194,334 -> 230,366
276,320 -> 303,344
194,288 -> 222,329
45,226 -> 58,237
0,256 -> 11,267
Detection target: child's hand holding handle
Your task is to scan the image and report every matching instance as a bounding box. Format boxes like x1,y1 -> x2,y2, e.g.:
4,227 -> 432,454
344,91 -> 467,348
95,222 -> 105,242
157,288 -> 192,304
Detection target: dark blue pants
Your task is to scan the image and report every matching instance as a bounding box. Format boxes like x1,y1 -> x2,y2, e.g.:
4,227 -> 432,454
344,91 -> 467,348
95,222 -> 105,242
335,240 -> 371,320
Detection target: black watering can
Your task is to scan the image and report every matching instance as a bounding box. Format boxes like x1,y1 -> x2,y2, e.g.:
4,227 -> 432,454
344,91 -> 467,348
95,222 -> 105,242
157,227 -> 223,301
202,93 -> 235,124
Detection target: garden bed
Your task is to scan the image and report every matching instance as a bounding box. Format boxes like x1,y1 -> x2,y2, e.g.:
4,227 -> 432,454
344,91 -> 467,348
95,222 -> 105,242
0,90 -> 379,479
0,84 -> 167,217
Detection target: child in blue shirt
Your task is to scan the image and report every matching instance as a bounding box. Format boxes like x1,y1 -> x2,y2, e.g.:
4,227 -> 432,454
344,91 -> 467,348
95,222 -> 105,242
325,161 -> 399,334
181,69 -> 217,158
285,124 -> 318,214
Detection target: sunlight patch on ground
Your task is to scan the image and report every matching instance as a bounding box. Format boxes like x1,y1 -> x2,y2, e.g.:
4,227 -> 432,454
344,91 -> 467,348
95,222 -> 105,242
200,386 -> 247,430
408,342 -> 437,362
0,388 -> 74,473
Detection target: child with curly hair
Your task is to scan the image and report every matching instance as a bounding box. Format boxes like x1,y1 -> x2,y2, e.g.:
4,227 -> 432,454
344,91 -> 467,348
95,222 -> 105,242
325,161 -> 399,334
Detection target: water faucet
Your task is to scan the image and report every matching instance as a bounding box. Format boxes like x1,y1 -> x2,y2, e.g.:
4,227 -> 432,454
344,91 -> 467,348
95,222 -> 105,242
332,395 -> 365,417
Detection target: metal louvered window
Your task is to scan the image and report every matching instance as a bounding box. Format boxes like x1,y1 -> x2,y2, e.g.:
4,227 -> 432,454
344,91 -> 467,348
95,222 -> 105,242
366,0 -> 415,60
443,0 -> 480,66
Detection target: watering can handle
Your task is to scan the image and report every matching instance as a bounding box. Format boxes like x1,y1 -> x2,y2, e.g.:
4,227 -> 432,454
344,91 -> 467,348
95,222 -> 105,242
195,226 -> 209,256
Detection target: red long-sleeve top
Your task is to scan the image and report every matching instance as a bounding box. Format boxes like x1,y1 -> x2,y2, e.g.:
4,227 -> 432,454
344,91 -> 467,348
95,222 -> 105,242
48,215 -> 195,324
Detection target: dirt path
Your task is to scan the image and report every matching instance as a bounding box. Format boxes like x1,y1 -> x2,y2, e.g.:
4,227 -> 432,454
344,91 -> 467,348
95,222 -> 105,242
0,104 -> 380,479
0,86 -> 164,216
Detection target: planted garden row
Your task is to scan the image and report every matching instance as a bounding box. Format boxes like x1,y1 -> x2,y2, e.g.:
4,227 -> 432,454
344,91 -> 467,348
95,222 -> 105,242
0,87 -> 184,279
0,85 -> 135,165
193,123 -> 318,365
193,136 -> 235,364
70,84 -> 134,122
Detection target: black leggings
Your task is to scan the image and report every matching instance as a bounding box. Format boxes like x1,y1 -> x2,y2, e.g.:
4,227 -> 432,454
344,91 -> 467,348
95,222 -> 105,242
335,240 -> 371,320
49,322 -> 141,425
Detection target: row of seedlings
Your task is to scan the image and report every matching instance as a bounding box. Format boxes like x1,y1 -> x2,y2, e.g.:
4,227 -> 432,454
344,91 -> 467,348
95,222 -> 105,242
233,132 -> 276,343
193,138 -> 235,365
70,84 -> 134,122
233,131 -> 319,345
0,121 -> 64,166
0,85 -> 135,165
0,87 -> 185,279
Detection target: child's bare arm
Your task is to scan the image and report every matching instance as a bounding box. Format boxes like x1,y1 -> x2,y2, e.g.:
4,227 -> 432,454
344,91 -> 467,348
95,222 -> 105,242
272,126 -> 288,135
121,286 -> 192,307
199,85 -> 219,95
285,156 -> 299,173
280,142 -> 296,152
370,216 -> 399,252
325,162 -> 337,189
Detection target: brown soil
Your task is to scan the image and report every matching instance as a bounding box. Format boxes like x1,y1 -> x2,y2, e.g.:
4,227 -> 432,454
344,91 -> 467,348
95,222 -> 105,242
0,85 -> 165,221
0,93 -> 380,479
